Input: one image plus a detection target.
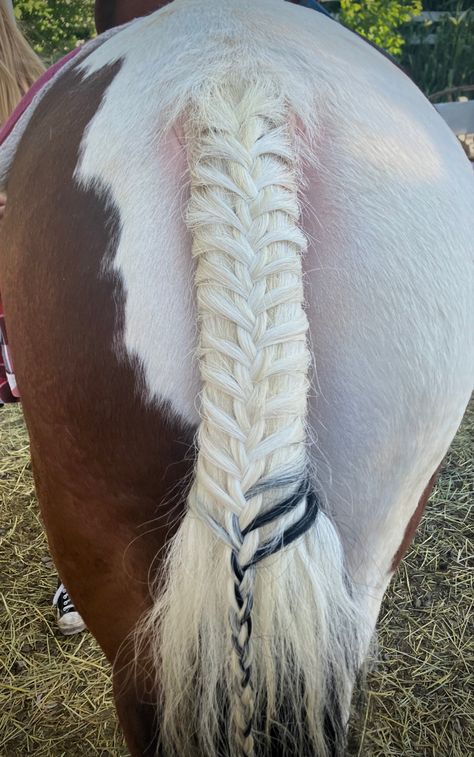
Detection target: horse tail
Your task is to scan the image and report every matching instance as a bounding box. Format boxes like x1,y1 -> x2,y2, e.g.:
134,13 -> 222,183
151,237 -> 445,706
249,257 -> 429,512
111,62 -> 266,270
141,81 -> 363,757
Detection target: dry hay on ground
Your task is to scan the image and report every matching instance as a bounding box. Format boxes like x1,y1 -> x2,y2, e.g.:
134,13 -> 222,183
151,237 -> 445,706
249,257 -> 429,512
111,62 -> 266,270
0,403 -> 472,756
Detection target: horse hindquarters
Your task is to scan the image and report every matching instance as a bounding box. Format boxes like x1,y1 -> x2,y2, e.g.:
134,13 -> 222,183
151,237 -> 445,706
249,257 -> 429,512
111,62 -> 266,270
1,1 -> 472,755
299,97 -> 473,635
0,59 -> 195,756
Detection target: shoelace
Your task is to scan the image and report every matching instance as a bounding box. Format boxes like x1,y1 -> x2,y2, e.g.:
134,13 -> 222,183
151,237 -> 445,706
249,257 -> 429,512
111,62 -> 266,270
52,583 -> 75,613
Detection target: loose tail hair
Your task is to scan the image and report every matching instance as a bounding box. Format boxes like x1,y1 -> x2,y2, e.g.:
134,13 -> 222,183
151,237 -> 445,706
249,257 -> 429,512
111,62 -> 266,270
138,79 -> 364,757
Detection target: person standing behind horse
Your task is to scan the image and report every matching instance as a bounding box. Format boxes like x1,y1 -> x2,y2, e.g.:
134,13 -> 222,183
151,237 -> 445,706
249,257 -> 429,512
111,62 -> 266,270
0,0 -> 85,635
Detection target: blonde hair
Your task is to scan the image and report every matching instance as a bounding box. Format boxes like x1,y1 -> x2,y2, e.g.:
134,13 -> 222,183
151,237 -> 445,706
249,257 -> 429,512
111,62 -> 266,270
0,0 -> 45,125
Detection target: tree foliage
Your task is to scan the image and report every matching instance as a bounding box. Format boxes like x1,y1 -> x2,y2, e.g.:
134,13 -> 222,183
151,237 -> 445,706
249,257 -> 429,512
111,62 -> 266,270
11,1 -> 472,101
339,0 -> 423,56
401,6 -> 474,100
14,0 -> 95,63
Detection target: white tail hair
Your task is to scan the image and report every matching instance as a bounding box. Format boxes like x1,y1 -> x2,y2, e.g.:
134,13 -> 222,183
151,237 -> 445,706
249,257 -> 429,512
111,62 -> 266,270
136,76 -> 364,757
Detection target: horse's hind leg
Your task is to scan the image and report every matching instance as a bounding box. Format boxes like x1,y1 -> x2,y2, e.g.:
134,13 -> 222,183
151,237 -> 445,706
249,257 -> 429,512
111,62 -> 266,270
29,442 -> 188,757
113,650 -> 158,757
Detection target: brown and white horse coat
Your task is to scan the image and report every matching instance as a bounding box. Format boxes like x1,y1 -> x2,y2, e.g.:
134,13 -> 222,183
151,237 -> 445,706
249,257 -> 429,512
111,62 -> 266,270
0,1 -> 472,755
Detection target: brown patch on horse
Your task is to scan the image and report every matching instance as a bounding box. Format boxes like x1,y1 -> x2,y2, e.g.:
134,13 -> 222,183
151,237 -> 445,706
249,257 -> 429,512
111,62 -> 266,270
1,57 -> 196,755
0,51 -> 195,738
390,467 -> 441,572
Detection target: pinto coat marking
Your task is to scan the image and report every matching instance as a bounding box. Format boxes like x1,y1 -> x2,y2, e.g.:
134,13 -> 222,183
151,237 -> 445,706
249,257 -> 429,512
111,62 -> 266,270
0,60 -> 195,751
75,0 -> 473,616
0,0 -> 472,755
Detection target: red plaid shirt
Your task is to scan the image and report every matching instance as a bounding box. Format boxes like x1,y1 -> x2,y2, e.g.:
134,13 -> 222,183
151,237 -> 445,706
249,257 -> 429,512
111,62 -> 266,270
0,297 -> 19,403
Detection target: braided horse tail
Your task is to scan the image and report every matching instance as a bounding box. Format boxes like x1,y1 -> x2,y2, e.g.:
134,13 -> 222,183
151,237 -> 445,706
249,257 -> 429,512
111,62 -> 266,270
140,81 -> 363,757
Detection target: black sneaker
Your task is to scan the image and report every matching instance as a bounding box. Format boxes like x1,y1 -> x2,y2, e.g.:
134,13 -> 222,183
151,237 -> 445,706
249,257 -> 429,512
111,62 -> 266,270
52,582 -> 86,636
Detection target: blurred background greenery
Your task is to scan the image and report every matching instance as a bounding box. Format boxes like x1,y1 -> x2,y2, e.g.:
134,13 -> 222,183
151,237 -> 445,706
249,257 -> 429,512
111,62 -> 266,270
12,0 -> 474,100
13,1 -> 95,63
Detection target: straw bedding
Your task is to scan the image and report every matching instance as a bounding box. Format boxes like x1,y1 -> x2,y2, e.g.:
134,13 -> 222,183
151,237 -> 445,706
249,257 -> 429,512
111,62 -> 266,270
0,402 -> 472,756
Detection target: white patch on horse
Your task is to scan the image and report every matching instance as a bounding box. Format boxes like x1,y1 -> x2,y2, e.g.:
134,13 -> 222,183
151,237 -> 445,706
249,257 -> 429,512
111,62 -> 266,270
74,0 -> 473,637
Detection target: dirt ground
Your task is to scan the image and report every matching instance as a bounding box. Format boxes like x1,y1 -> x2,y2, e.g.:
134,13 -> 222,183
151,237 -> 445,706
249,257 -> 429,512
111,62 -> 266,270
0,402 -> 472,756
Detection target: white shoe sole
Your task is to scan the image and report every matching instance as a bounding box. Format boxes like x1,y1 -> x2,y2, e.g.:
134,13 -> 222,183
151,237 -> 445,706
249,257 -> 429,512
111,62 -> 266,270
56,611 -> 87,636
